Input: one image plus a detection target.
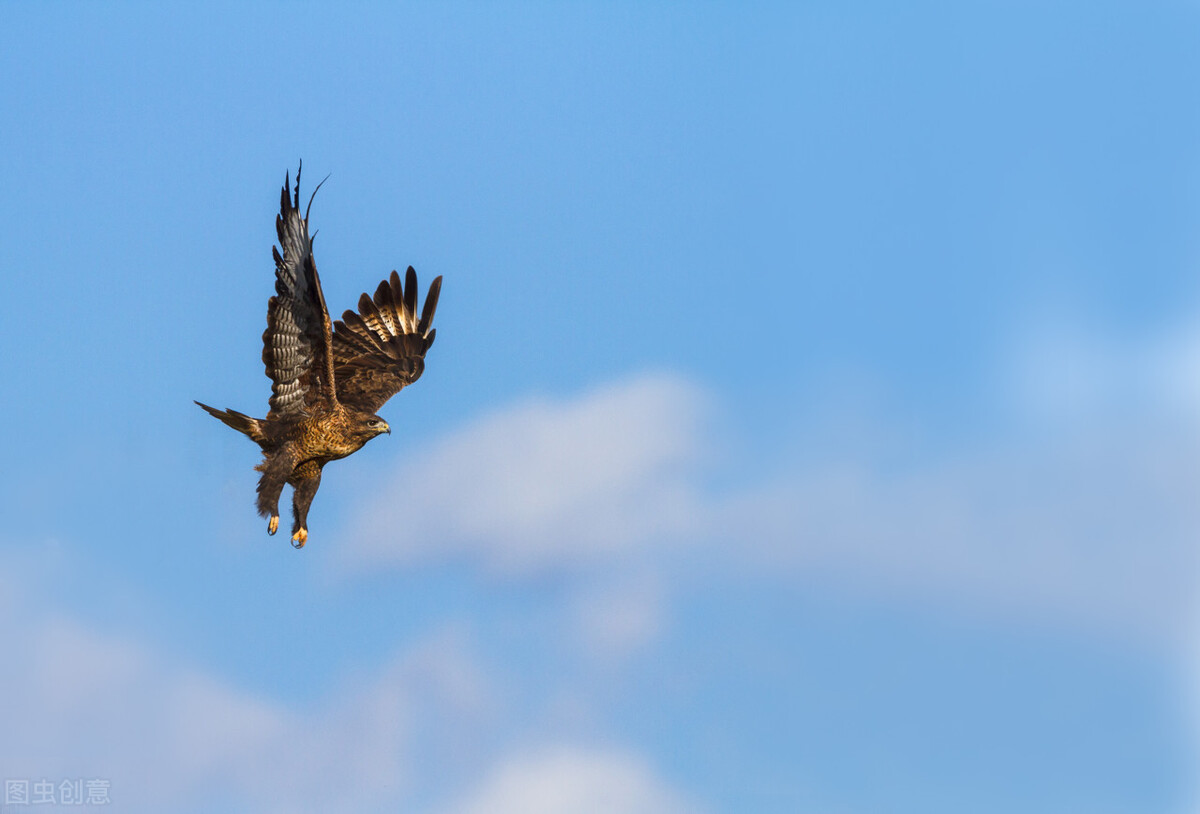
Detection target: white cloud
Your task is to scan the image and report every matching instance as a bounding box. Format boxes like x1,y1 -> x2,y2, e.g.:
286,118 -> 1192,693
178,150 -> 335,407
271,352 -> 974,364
5,311 -> 1197,812
722,429 -> 1200,646
0,550 -> 702,814
1003,310 -> 1200,428
438,747 -> 700,814
342,374 -> 709,575
718,313 -> 1200,646
569,575 -> 665,663
338,349 -> 1200,650
0,555 -> 493,814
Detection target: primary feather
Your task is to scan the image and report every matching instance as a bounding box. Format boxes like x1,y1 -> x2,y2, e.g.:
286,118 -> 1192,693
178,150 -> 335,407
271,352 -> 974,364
332,266 -> 442,415
262,164 -> 337,416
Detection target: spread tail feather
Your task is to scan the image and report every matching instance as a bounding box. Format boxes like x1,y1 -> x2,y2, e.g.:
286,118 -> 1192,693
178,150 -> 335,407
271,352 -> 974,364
194,401 -> 267,445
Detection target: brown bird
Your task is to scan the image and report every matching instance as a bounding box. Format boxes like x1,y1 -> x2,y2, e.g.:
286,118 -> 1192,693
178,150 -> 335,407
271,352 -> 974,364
197,165 -> 442,548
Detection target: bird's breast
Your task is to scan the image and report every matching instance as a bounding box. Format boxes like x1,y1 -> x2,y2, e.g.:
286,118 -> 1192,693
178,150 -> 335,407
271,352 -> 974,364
296,410 -> 367,462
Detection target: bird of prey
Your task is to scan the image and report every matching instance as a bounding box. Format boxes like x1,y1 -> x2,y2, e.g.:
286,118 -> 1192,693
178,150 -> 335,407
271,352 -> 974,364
197,166 -> 442,548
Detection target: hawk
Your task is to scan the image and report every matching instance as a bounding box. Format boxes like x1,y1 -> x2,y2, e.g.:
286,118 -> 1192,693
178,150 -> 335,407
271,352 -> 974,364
197,166 -> 442,548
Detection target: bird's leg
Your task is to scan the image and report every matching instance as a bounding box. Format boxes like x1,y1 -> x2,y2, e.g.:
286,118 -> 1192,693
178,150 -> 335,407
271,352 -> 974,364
289,463 -> 323,549
255,447 -> 297,536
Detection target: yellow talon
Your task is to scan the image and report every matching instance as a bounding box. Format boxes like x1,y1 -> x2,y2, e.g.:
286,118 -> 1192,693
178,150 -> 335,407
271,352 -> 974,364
268,515 -> 279,535
291,528 -> 308,549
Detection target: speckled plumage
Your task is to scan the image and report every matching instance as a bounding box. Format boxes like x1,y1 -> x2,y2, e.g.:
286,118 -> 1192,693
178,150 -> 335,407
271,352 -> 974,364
196,165 -> 442,548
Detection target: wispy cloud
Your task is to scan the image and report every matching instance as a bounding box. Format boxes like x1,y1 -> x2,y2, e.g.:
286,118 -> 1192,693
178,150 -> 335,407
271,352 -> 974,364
0,547 -> 699,814
732,314 -> 1200,645
437,746 -> 700,814
4,310 -> 1197,812
341,322 -> 1200,650
0,553 -> 492,814
1002,308 -> 1200,428
724,429 -> 1200,646
341,374 -> 709,576
568,575 -> 666,664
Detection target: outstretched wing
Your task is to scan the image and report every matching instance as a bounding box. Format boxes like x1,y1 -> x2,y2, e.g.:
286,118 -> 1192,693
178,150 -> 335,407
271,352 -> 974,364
262,166 -> 338,418
331,266 -> 441,414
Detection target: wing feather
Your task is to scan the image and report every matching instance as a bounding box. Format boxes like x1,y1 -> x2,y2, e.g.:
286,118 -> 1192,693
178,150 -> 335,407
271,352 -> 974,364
356,291 -> 391,341
372,280 -> 399,335
417,276 -> 442,335
402,267 -> 418,330
261,165 -> 337,417
332,266 -> 442,414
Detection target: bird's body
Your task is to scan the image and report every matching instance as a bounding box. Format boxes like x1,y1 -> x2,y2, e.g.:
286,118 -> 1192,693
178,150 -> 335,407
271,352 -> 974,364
197,166 -> 442,547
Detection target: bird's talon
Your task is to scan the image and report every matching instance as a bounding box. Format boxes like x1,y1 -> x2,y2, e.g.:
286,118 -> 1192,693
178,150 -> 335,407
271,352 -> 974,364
268,515 -> 279,535
291,528 -> 308,548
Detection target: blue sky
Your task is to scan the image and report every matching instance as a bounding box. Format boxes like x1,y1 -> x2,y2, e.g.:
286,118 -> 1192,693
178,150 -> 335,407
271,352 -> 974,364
1,2 -> 1198,812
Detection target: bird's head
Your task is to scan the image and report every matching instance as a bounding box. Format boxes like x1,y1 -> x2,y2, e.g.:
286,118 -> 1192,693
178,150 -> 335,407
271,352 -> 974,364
352,412 -> 391,440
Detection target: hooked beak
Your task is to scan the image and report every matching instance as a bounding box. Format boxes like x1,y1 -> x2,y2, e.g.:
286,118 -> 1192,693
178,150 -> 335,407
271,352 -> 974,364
383,423 -> 391,435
